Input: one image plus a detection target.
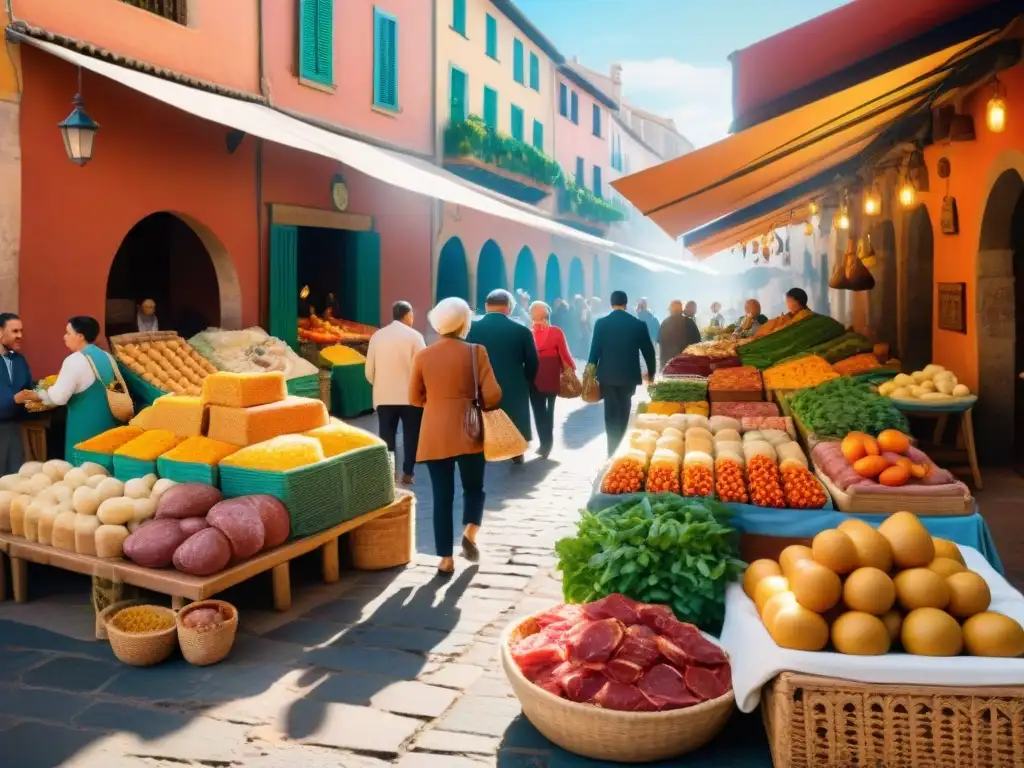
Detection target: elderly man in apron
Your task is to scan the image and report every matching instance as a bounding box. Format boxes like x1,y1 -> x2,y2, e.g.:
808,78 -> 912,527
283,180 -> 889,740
1,313 -> 33,476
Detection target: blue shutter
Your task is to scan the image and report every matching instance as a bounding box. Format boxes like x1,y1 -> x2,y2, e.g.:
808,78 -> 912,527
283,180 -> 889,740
559,83 -> 568,117
511,105 -> 524,141
373,9 -> 399,110
450,67 -> 467,122
532,120 -> 543,151
570,91 -> 579,123
575,157 -> 584,185
529,52 -> 540,91
592,104 -> 601,137
298,0 -> 333,85
593,166 -> 603,198
452,0 -> 466,35
483,87 -> 498,129
513,39 -> 524,84
485,14 -> 497,58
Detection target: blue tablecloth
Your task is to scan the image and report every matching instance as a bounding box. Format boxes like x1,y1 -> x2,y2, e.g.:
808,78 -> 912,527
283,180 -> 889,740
891,396 -> 978,414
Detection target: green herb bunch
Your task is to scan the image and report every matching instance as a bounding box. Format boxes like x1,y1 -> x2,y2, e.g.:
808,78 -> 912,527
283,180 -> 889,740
648,379 -> 708,403
789,377 -> 909,437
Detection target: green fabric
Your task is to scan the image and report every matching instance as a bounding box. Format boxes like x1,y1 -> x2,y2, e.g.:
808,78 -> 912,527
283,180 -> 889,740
344,231 -> 382,327
466,313 -> 538,441
66,346 -> 120,464
331,363 -> 373,418
269,224 -> 299,350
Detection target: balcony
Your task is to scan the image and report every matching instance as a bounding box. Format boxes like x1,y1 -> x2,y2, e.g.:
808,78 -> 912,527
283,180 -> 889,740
556,179 -> 627,236
443,117 -> 561,205
119,0 -> 187,25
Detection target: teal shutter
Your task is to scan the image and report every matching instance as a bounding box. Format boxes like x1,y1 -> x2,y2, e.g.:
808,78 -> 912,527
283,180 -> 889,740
485,14 -> 498,58
345,231 -> 382,327
452,0 -> 466,35
559,82 -> 568,116
510,105 -> 524,141
532,119 -> 543,151
298,0 -> 333,85
373,9 -> 399,110
450,67 -> 467,122
575,156 -> 584,185
529,52 -> 540,91
570,91 -> 578,123
593,166 -> 603,198
592,104 -> 601,136
513,39 -> 524,84
269,225 -> 299,350
483,87 -> 498,128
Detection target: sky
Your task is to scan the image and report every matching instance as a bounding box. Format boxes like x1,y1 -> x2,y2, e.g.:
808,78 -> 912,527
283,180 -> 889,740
514,0 -> 851,147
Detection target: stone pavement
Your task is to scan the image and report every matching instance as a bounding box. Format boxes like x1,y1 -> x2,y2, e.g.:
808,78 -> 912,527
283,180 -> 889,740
0,393 -> 771,768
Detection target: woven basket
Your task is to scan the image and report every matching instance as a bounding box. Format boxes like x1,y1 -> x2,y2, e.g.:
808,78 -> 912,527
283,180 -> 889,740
286,373 -> 320,400
763,671 -> 1024,768
73,448 -> 115,472
814,467 -> 972,516
118,363 -> 169,408
500,615 -> 734,763
156,457 -> 218,486
317,369 -> 332,408
176,600 -> 238,666
105,604 -> 178,666
113,454 -> 158,482
349,493 -> 414,570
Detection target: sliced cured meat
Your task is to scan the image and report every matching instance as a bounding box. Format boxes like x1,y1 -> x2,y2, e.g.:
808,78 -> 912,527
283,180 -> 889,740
528,664 -> 564,696
582,594 -> 640,626
651,615 -> 729,667
713,661 -> 732,690
562,669 -> 606,703
566,619 -> 625,664
637,664 -> 701,710
636,603 -> 675,631
512,632 -> 564,670
614,624 -> 661,668
684,665 -> 730,702
592,680 -> 652,711
604,658 -> 644,684
534,603 -> 584,628
655,635 -> 691,669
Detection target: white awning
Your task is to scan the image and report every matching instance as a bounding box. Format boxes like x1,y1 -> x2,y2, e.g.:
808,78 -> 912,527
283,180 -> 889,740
24,35 -> 690,274
611,251 -> 688,275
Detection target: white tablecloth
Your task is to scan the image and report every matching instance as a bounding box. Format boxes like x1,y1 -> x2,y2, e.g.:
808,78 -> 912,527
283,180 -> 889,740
719,546 -> 1024,712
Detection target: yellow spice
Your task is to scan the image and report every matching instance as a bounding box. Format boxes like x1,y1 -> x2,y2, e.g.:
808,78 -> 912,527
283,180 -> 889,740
305,419 -> 383,457
76,426 -> 145,454
160,436 -> 239,466
221,434 -> 326,471
114,430 -> 184,461
111,605 -> 174,633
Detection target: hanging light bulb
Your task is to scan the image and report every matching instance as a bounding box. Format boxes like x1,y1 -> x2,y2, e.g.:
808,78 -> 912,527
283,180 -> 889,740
803,220 -> 814,236
809,201 -> 819,216
837,210 -> 851,230
863,188 -> 881,216
986,78 -> 1007,133
899,180 -> 917,208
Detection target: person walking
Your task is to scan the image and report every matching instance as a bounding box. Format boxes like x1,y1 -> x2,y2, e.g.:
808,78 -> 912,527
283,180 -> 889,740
551,298 -> 570,334
365,301 -> 426,486
410,298 -> 502,576
511,290 -> 531,325
588,290 -> 656,456
657,300 -> 701,364
528,301 -> 574,459
636,298 -> 659,343
467,290 -> 538,464
0,313 -> 32,475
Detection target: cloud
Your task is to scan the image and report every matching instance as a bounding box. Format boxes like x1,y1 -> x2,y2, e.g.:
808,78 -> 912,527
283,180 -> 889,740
618,59 -> 732,148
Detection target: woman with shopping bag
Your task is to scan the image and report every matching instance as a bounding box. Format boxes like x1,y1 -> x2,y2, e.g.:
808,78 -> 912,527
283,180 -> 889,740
528,301 -> 578,459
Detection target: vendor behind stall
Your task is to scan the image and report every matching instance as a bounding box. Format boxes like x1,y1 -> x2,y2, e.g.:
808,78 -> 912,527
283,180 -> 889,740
737,299 -> 769,338
137,298 -> 158,332
753,287 -> 812,338
1,313 -> 32,474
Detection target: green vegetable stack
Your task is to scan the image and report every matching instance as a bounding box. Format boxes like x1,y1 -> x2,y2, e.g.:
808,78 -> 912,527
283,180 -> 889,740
789,377 -> 909,438
776,331 -> 873,366
648,379 -> 708,403
555,494 -> 746,633
738,314 -> 846,369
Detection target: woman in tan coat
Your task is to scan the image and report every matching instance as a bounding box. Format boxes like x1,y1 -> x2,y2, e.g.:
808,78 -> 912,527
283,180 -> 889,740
410,297 -> 502,575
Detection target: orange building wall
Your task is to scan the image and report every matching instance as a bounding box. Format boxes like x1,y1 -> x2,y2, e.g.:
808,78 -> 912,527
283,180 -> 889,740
11,0 -> 259,95
917,61 -> 1024,392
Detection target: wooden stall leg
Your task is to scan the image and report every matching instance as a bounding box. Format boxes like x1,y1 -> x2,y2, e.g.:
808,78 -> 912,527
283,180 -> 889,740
962,409 -> 983,490
0,551 -> 7,602
932,414 -> 949,447
11,557 -> 27,603
272,563 -> 292,612
321,538 -> 340,584
171,596 -> 185,611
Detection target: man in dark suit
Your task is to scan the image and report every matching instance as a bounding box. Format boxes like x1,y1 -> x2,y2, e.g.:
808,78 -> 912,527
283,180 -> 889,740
0,313 -> 33,475
587,291 -> 657,457
467,290 -> 539,464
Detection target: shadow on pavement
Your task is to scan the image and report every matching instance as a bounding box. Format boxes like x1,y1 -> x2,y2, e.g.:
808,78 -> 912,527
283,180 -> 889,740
560,403 -> 605,450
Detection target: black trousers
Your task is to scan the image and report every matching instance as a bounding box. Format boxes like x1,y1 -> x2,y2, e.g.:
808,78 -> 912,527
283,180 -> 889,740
426,453 -> 486,558
601,384 -> 635,457
377,405 -> 422,476
529,385 -> 557,452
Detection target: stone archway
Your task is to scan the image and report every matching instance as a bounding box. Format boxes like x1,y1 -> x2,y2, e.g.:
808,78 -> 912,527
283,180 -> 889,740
106,212 -> 240,340
544,254 -> 562,306
475,240 -> 508,310
513,246 -> 538,300
436,236 -> 470,305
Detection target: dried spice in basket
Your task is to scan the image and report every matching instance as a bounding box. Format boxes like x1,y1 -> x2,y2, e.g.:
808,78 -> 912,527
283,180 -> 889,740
111,605 -> 174,633
649,379 -> 708,403
709,366 -> 762,391
831,353 -> 881,377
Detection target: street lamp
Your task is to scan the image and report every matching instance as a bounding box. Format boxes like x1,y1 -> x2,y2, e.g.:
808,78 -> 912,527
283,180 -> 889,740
58,69 -> 99,166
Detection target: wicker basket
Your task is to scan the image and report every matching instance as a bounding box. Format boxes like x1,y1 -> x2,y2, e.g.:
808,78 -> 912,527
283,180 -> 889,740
104,604 -> 178,666
349,493 -> 414,570
176,600 -> 238,666
500,615 -> 735,763
763,671 -> 1024,768
73,448 -> 115,472
156,456 -> 218,486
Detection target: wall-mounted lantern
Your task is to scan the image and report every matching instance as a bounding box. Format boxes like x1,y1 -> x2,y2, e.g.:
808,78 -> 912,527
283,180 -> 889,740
58,70 -> 99,166
986,78 -> 1007,134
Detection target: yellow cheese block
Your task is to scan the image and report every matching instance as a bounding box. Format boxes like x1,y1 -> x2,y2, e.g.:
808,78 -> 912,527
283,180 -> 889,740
207,396 -> 330,446
130,395 -> 207,438
306,419 -> 383,457
201,371 -> 288,408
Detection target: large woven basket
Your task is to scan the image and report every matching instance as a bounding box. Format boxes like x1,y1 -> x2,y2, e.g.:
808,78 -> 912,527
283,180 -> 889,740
286,373 -> 320,399
349,493 -> 414,570
156,456 -> 218,486
176,600 -> 238,666
113,454 -> 158,482
104,604 -> 178,666
73,448 -> 115,472
500,614 -> 735,763
763,671 -> 1024,768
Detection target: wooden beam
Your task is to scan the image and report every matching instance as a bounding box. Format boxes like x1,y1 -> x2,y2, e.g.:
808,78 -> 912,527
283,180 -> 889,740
270,204 -> 373,232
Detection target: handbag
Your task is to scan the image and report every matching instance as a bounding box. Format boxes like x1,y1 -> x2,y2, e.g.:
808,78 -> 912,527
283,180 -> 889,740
581,363 -> 601,404
464,345 -> 483,444
85,353 -> 135,423
559,365 -> 582,399
470,345 -> 528,462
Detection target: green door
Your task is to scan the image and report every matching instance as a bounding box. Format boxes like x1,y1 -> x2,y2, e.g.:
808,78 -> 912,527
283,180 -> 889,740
450,67 -> 467,122
344,230 -> 382,327
269,224 -> 299,349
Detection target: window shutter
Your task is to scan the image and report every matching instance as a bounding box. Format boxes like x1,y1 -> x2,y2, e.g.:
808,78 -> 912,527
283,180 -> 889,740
485,14 -> 497,58
575,157 -> 584,185
450,67 -> 467,122
298,0 -> 332,85
532,120 -> 543,151
513,39 -> 524,84
570,92 -> 578,124
529,52 -> 539,91
559,83 -> 568,117
511,105 -> 524,141
373,9 -> 399,110
452,0 -> 466,35
593,166 -> 603,198
592,104 -> 601,137
483,87 -> 498,129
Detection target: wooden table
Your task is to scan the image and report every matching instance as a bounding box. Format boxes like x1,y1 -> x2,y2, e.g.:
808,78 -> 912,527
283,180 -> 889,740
0,490 -> 412,611
896,404 -> 982,490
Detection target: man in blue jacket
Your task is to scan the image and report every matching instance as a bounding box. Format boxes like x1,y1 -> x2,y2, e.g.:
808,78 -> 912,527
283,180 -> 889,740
0,313 -> 33,474
588,291 -> 657,456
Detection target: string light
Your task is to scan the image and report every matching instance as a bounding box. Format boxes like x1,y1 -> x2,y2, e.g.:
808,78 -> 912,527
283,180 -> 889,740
863,188 -> 881,216
837,211 -> 851,230
987,79 -> 1007,133
809,201 -> 819,216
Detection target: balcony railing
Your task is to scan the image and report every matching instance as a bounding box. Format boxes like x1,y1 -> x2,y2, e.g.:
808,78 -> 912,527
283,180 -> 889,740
119,0 -> 188,25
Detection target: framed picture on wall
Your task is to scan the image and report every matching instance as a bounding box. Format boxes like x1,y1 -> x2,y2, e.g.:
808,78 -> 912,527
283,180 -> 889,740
937,282 -> 967,334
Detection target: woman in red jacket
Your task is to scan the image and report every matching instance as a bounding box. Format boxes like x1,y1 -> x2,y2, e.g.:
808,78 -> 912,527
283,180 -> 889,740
529,301 -> 575,459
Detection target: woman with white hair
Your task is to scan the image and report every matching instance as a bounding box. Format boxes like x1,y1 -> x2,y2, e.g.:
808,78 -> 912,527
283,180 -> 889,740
410,297 -> 502,576
529,301 -> 574,459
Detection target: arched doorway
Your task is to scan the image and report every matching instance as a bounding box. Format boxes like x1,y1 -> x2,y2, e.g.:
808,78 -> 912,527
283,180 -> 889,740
903,207 -> 934,372
544,254 -> 562,306
976,167 -> 1023,465
475,240 -> 508,309
593,256 -> 602,299
436,237 -> 470,304
568,257 -> 586,300
513,247 -> 538,300
867,220 -> 898,353
106,212 -> 239,340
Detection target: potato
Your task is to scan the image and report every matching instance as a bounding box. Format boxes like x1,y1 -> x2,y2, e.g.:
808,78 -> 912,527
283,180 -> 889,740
0,473 -> 20,491
9,494 -> 30,536
48,483 -> 73,506
952,384 -> 970,397
97,497 -> 136,526
52,511 -> 77,551
26,473 -> 53,495
19,461 -> 44,479
95,524 -> 130,558
96,477 -> 125,502
62,468 -> 89,490
86,474 -> 107,489
132,497 -> 157,523
74,513 -> 102,554
123,478 -> 151,500
42,460 -> 73,482
37,507 -> 60,545
141,474 -> 158,490
150,478 -> 177,502
80,462 -> 109,478
72,486 -> 101,516
23,501 -> 44,541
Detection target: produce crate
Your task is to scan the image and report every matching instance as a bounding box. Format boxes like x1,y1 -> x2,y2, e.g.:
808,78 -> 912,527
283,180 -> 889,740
118,363 -> 167,409
763,671 -> 1024,768
73,449 -> 115,472
156,457 -> 218,486
286,373 -> 320,399
813,466 -> 972,516
113,455 -> 157,482
218,444 -> 396,539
